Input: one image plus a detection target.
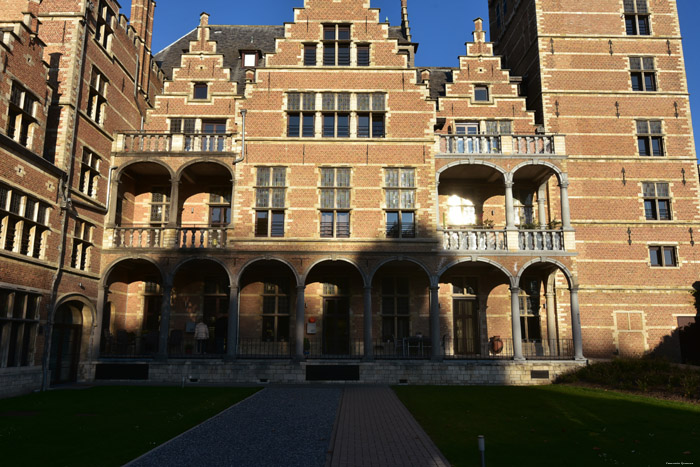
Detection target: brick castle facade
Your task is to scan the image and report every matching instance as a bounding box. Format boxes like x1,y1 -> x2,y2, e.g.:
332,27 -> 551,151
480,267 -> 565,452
0,0 -> 696,396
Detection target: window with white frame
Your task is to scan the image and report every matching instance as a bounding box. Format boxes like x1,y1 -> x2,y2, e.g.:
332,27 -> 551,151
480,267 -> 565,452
320,168 -> 351,238
0,184 -> 49,259
149,188 -> 170,225
255,167 -> 286,237
0,289 -> 41,368
385,168 -> 415,238
87,68 -> 108,125
7,82 -> 38,148
71,219 -> 94,271
79,149 -> 101,199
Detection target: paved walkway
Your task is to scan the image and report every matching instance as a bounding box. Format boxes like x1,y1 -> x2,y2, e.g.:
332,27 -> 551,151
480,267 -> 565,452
327,386 -> 450,467
126,385 -> 449,467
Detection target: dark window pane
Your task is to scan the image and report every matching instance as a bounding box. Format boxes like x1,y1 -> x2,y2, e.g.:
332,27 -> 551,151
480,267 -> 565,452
631,73 -> 643,91
663,247 -> 676,267
382,317 -> 395,340
651,137 -> 663,156
262,316 -> 275,341
626,16 -> 637,35
337,114 -> 349,137
638,137 -> 650,156
277,316 -> 290,341
337,45 -> 350,66
644,200 -> 657,220
649,247 -> 661,266
401,212 -> 415,238
336,212 -> 350,238
288,114 -> 300,137
255,211 -> 269,237
382,278 -> 394,295
372,115 -> 385,138
644,74 -> 656,91
358,114 -> 370,138
323,45 -> 335,66
357,46 -> 370,66
338,26 -> 350,40
475,86 -> 489,101
302,114 -> 315,137
323,114 -> 335,137
638,17 -> 649,35
304,47 -> 316,66
323,26 -> 335,40
658,200 -> 671,220
321,211 -> 334,238
386,211 -> 399,238
193,84 -> 208,99
271,211 -> 285,237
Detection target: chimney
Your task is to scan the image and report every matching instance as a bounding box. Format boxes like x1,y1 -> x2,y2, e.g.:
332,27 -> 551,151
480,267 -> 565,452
472,17 -> 486,44
400,0 -> 412,43
130,0 -> 156,51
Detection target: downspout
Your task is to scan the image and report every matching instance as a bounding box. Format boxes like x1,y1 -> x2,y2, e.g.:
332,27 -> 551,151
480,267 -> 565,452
233,108 -> 246,164
42,0 -> 92,391
230,108 -> 246,353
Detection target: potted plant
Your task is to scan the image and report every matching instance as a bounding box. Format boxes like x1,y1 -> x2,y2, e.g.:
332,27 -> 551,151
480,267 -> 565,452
547,218 -> 562,230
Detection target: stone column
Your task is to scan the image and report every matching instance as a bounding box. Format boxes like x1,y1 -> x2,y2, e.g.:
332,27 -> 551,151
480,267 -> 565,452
510,286 -> 525,361
363,286 -> 373,361
90,286 -> 108,360
106,177 -> 120,227
226,286 -> 239,360
157,283 -> 173,359
430,285 -> 442,360
295,285 -> 305,360
560,178 -> 572,230
505,180 -> 515,230
570,287 -> 585,361
538,182 -> 548,229
166,180 -> 181,248
546,291 -> 558,355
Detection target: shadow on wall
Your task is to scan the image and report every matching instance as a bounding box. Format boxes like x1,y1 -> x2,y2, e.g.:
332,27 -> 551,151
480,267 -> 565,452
648,281 -> 700,365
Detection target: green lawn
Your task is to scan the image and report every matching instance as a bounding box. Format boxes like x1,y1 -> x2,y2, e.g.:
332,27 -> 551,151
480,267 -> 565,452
0,386 -> 259,467
394,385 -> 700,467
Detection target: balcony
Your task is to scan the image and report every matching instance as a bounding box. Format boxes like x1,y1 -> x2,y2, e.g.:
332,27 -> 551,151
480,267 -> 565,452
437,134 -> 564,157
108,226 -> 229,249
518,229 -> 565,251
114,132 -> 237,154
442,228 -> 508,251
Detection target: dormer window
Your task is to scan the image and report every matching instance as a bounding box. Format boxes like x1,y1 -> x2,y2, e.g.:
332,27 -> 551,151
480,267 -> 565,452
193,83 -> 208,100
242,52 -> 258,68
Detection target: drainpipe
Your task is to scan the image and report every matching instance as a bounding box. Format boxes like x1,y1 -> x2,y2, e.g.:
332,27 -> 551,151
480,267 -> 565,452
233,109 -> 246,164
42,0 -> 93,391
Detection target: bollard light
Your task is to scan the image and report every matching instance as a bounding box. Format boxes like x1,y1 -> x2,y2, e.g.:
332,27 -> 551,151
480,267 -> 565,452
478,435 -> 486,467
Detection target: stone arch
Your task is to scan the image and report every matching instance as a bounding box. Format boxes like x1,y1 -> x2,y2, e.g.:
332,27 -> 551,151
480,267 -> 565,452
100,256 -> 165,288
237,257 -> 302,287
437,257 -> 514,286
510,160 -> 565,185
171,255 -> 234,287
302,257 -> 368,287
435,159 -> 508,182
115,159 -> 176,181
53,293 -> 97,326
175,158 -> 234,183
515,258 -> 576,290
369,257 -> 432,286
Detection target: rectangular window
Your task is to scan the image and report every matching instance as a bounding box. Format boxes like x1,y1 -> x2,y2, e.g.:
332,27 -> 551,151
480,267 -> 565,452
625,0 -> 650,36
209,189 -> 232,227
474,85 -> 490,102
649,246 -> 677,267
261,280 -> 290,342
381,277 -> 410,341
320,168 -> 351,238
519,278 -> 542,341
385,168 -> 416,238
287,93 -> 315,137
357,45 -> 370,66
323,24 -> 351,66
87,68 -> 108,124
630,57 -> 656,91
202,120 -> 226,152
6,82 -> 37,148
242,52 -> 257,68
636,120 -> 664,156
357,93 -> 386,138
95,0 -> 115,50
149,188 -> 170,225
255,167 -> 286,237
193,83 -> 208,100
71,220 -> 94,271
642,182 -> 671,221
0,290 -> 40,368
80,149 -> 101,198
0,184 -> 48,259
304,44 -> 317,66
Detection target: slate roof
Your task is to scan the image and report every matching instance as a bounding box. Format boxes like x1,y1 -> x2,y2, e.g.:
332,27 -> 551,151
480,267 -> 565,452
154,24 -> 412,93
421,68 -> 454,100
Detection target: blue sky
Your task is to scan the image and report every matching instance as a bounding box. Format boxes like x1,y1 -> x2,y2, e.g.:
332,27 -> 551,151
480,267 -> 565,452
120,0 -> 699,152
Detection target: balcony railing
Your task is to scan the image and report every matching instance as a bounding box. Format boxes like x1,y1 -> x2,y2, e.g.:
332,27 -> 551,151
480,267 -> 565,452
519,230 -> 565,251
176,227 -> 228,249
118,132 -> 236,153
512,135 -> 556,155
438,134 -> 502,155
442,229 -> 508,251
443,337 -> 574,360
437,134 -> 560,156
112,227 -> 164,248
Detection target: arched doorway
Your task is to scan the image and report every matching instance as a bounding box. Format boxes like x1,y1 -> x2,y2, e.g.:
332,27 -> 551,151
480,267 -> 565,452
49,302 -> 84,384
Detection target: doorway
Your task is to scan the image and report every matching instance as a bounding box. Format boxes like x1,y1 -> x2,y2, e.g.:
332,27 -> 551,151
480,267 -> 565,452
323,297 -> 350,355
453,299 -> 479,355
49,303 -> 83,384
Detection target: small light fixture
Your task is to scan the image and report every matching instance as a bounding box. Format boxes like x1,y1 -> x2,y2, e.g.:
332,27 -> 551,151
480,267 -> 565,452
627,227 -> 632,245
621,167 -> 627,186
690,228 -> 695,247
682,168 -> 687,185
